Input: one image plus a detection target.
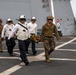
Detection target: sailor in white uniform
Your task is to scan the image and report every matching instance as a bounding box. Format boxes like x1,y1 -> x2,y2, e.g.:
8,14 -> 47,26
26,17 -> 37,55
1,18 -> 15,56
8,15 -> 29,66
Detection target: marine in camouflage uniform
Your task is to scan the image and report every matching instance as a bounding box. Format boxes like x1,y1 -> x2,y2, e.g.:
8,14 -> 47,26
41,16 -> 60,63
0,19 -> 3,52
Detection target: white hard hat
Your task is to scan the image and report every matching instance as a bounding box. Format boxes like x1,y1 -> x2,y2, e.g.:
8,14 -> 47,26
7,18 -> 12,22
31,17 -> 36,20
19,15 -> 26,20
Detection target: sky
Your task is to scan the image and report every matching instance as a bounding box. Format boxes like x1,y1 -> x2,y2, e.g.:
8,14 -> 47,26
70,0 -> 76,18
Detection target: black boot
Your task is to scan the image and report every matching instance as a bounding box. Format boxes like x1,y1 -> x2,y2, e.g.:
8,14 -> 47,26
33,51 -> 37,55
24,61 -> 29,66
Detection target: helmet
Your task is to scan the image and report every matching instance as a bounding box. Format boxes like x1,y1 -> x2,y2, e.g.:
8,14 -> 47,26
31,17 -> 36,20
19,15 -> 26,20
47,16 -> 54,20
7,18 -> 12,22
31,17 -> 36,21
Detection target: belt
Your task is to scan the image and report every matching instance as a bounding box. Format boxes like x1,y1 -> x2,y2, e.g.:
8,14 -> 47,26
6,37 -> 14,39
45,36 -> 53,38
31,33 -> 35,35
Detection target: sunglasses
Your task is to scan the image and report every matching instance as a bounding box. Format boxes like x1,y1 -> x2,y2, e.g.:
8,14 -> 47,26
7,21 -> 12,23
48,19 -> 53,20
20,19 -> 26,21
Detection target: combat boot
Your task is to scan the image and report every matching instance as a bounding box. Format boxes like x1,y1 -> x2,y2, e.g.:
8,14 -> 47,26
24,60 -> 29,66
45,59 -> 51,63
45,55 -> 51,63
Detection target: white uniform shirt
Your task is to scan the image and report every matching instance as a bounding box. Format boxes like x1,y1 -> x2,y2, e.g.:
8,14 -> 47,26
8,22 -> 28,40
27,22 -> 37,38
1,24 -> 14,38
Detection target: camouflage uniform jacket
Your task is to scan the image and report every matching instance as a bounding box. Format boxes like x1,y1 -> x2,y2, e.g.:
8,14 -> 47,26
41,22 -> 60,41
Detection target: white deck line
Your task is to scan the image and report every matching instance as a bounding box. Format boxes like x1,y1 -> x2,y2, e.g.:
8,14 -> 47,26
0,38 -> 76,75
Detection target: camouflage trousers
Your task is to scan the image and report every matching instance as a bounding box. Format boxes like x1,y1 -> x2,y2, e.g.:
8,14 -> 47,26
43,37 -> 55,60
